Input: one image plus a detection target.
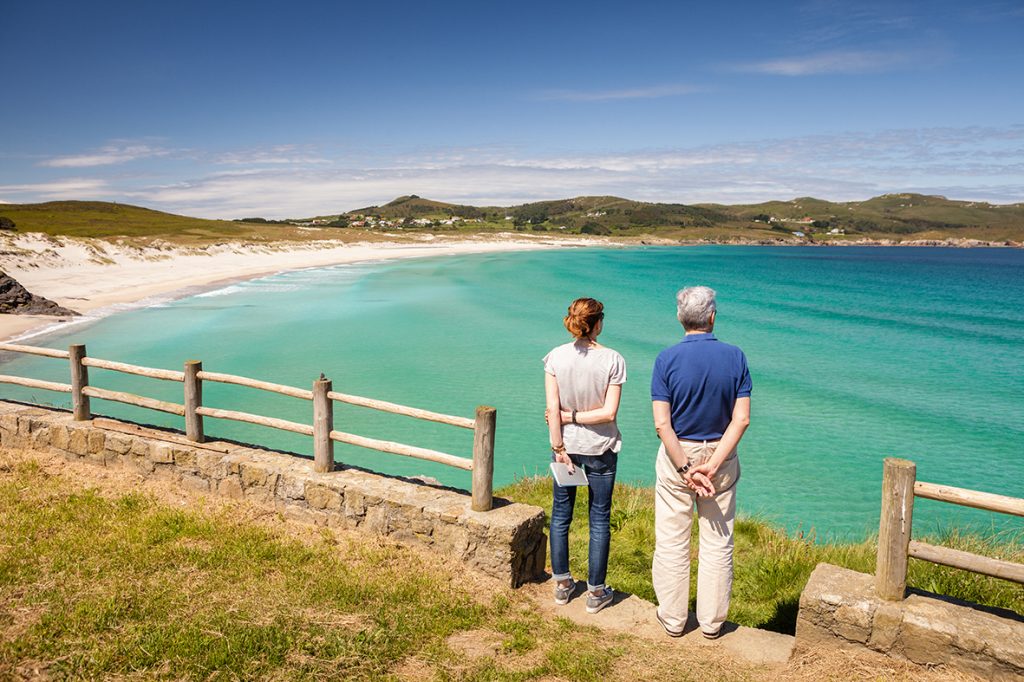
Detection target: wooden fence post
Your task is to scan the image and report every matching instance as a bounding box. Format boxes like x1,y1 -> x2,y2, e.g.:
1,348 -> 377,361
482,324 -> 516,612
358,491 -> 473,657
876,457 -> 917,600
69,344 -> 90,421
313,377 -> 334,473
471,405 -> 496,511
184,360 -> 204,442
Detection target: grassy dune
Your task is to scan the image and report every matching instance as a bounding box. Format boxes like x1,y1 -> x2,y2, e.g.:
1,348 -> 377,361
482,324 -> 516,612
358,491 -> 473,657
500,477 -> 1024,633
0,201 -> 373,245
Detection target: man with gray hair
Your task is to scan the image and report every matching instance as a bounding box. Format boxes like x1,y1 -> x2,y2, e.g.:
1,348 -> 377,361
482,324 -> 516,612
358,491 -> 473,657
650,286 -> 751,639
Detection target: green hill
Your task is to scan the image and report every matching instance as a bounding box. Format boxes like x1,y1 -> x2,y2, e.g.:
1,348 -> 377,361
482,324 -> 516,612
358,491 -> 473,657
0,201 -> 347,244
707,194 -> 1024,239
329,194 -> 736,236
351,194 -> 732,227
333,192 -> 1023,240
2,194 -> 1022,243
382,195 -> 488,217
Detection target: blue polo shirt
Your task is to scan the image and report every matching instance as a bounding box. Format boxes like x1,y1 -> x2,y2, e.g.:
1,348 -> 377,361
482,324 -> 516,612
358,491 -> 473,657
651,333 -> 752,440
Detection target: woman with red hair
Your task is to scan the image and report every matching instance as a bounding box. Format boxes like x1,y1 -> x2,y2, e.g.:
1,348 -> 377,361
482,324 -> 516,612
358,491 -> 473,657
543,297 -> 626,614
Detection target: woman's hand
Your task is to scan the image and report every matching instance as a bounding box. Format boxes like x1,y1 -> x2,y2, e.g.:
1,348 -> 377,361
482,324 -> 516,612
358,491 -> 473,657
553,448 -> 575,473
543,411 -> 572,425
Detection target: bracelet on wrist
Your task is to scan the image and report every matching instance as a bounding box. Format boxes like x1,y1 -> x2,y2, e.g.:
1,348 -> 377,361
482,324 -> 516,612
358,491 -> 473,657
571,409 -> 578,425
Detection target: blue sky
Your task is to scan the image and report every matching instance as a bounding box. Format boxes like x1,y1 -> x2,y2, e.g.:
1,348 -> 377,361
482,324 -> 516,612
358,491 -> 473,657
1,0 -> 1022,218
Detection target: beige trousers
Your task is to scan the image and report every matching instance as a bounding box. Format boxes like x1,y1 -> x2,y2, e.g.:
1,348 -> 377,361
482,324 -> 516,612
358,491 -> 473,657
652,440 -> 740,634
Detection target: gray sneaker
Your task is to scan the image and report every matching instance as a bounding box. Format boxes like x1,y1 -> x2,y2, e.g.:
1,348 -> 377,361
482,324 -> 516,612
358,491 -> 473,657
586,587 -> 614,614
553,579 -> 576,605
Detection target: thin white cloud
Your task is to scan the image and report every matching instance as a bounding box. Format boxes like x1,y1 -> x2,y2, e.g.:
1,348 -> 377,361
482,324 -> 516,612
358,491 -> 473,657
213,144 -> 331,166
796,1 -> 916,46
5,125 -> 1023,216
536,84 -> 701,101
122,126 -> 1023,217
0,178 -> 109,201
39,143 -> 170,168
732,49 -> 923,76
128,163 -> 884,219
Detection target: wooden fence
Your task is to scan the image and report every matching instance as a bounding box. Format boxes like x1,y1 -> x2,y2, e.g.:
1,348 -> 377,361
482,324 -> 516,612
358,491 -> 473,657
0,342 -> 496,511
875,457 -> 1024,600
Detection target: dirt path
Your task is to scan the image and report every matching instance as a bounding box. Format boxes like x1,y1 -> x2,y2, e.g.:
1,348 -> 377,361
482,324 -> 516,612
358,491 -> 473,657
520,579 -> 795,666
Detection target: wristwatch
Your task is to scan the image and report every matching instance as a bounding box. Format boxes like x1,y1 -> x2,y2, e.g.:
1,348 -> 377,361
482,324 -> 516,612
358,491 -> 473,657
676,462 -> 690,475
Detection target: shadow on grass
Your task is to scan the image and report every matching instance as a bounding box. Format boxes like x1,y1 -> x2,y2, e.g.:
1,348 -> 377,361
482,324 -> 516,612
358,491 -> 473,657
760,596 -> 801,634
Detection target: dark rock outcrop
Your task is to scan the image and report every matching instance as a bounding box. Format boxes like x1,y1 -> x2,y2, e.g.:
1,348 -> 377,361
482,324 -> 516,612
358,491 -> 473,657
0,272 -> 79,316
0,216 -> 15,231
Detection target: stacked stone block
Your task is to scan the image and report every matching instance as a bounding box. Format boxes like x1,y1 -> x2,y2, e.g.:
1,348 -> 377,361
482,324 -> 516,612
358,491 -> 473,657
0,401 -> 547,587
798,563 -> 1024,680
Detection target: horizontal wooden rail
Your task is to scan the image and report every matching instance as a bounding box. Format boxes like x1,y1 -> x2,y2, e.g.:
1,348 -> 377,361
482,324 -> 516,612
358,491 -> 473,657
82,386 -> 185,416
909,540 -> 1024,584
195,406 -> 314,436
915,481 -> 1024,518
0,340 -> 496,509
327,391 -> 475,429
0,343 -> 70,359
329,429 -> 473,470
197,371 -> 314,400
0,375 -> 73,393
82,357 -> 185,382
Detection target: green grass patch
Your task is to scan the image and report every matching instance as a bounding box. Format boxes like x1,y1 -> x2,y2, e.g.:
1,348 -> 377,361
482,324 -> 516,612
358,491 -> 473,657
499,476 -> 1024,633
0,200 -> 378,245
0,455 -> 635,680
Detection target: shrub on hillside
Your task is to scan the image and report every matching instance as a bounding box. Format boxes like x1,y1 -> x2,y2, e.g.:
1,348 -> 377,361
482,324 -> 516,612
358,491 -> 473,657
581,222 -> 611,235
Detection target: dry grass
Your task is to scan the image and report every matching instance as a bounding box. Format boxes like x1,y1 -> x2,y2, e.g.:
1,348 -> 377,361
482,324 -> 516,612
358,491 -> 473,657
781,645 -> 980,681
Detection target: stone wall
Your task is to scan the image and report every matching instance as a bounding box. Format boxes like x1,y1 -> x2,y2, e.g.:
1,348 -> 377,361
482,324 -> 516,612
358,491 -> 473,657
0,401 -> 547,587
797,563 -> 1024,680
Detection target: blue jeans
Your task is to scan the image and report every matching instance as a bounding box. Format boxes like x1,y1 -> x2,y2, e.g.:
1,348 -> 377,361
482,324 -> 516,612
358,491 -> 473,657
550,449 -> 618,591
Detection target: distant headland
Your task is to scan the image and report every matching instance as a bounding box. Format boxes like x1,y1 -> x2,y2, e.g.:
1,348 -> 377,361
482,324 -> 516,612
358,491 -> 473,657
0,193 -> 1021,246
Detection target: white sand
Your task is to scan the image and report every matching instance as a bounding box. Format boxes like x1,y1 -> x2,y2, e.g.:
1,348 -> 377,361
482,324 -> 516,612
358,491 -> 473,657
0,233 -> 577,342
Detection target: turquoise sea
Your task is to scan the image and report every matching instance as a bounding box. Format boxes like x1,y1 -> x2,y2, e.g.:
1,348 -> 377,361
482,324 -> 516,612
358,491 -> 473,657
3,246 -> 1023,540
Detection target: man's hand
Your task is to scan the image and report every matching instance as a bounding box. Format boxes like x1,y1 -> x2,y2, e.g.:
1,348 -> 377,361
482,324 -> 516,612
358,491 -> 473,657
684,468 -> 716,496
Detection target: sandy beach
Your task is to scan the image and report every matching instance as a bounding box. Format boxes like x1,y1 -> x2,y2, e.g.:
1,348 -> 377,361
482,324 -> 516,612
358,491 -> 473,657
0,233 -> 574,342
7,229 -> 1007,344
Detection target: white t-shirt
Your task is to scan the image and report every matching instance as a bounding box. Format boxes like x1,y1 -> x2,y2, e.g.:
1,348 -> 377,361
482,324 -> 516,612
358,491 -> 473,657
543,340 -> 627,456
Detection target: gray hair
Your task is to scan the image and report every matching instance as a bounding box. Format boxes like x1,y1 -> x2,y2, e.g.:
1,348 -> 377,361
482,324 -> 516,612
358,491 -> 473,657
676,286 -> 717,331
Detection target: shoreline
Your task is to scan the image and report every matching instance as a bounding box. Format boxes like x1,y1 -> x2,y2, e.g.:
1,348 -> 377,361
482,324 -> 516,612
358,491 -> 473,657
0,233 -> 582,342
646,236 -> 1022,248
2,231 -> 1019,343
